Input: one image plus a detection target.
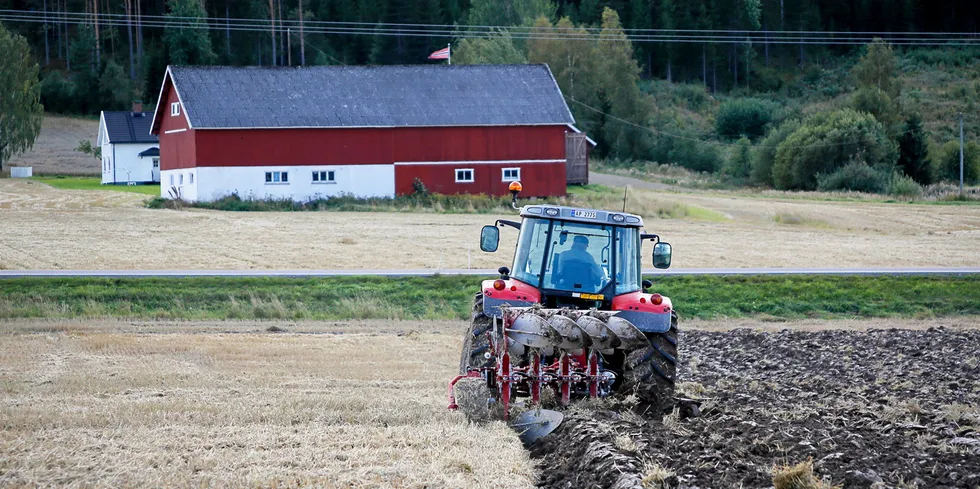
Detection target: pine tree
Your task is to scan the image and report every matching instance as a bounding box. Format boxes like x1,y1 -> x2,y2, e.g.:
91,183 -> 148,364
897,112 -> 932,184
163,0 -> 217,66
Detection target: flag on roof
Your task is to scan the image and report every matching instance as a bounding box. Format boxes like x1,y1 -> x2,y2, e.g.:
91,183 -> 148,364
428,46 -> 450,60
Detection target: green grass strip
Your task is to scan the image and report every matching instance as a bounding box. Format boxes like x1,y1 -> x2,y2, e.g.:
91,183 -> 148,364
32,176 -> 160,195
0,275 -> 978,321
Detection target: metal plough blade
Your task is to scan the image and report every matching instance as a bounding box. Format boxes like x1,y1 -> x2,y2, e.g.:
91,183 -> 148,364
548,314 -> 591,350
576,314 -> 621,350
606,315 -> 649,349
511,409 -> 564,445
507,312 -> 561,348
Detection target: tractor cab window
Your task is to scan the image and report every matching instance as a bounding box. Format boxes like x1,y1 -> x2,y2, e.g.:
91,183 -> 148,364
512,218 -> 550,286
544,221 -> 612,294
615,226 -> 642,295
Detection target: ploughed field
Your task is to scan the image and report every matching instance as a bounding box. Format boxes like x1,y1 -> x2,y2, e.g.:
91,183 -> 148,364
1,318 -> 978,488
535,324 -> 980,489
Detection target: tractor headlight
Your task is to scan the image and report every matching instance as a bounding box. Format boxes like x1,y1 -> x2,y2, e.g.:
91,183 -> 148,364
610,213 -> 626,223
544,208 -> 560,217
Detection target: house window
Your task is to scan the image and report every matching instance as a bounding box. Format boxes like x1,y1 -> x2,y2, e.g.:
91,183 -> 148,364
265,171 -> 289,184
455,168 -> 474,183
189,173 -> 194,184
312,170 -> 336,183
171,102 -> 180,116
152,158 -> 159,168
502,167 -> 521,182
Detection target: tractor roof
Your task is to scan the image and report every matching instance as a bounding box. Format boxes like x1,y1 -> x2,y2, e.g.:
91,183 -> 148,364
520,205 -> 644,227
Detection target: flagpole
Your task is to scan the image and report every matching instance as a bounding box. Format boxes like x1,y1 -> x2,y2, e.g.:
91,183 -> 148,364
447,43 -> 451,65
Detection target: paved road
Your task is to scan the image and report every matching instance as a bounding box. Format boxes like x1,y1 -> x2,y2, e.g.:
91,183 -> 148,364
589,172 -> 672,191
2,267 -> 978,278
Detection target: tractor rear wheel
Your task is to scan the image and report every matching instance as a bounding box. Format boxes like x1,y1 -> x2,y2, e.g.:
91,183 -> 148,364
622,312 -> 678,414
459,293 -> 493,374
456,293 -> 498,421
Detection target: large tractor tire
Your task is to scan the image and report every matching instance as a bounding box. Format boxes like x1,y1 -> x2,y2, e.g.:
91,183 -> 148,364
458,293 -> 494,374
622,312 -> 678,414
456,293 -> 496,421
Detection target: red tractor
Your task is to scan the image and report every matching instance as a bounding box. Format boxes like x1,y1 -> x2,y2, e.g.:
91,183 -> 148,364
449,187 -> 676,437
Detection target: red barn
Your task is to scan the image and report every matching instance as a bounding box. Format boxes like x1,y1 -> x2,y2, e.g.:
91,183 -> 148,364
149,64 -> 591,202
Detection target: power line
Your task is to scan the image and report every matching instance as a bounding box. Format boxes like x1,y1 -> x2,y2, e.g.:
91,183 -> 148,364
3,10 -> 980,46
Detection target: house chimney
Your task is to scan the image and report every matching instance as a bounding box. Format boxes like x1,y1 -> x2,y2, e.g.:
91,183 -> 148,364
132,101 -> 143,115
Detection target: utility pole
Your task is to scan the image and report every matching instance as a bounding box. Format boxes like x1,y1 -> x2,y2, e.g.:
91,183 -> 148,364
287,28 -> 292,66
960,112 -> 965,196
299,0 -> 305,66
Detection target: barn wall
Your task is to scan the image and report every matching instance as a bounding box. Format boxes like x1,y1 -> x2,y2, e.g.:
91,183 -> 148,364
175,164 -> 395,202
193,126 -> 567,167
394,160 -> 566,197
157,77 -> 196,171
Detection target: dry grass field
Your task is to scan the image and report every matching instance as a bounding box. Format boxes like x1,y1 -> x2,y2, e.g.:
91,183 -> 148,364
2,317 -> 977,488
6,116 -> 100,176
2,177 -> 980,270
0,319 -> 534,488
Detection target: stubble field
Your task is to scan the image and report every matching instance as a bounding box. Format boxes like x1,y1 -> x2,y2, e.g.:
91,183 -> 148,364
2,178 -> 980,270
1,318 -> 978,488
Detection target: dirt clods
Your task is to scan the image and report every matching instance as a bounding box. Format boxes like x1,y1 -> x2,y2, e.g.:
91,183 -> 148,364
532,327 -> 980,489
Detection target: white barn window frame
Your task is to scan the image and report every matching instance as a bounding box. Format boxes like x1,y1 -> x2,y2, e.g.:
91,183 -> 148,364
502,167 -> 521,182
265,171 -> 289,184
170,102 -> 180,116
312,170 -> 336,184
455,168 -> 475,183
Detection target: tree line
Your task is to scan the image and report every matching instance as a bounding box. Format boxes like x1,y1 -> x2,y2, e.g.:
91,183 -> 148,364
3,0 -> 979,111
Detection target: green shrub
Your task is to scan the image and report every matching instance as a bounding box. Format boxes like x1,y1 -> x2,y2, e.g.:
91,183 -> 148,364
715,98 -> 780,140
932,140 -> 980,185
772,109 -> 898,190
851,86 -> 900,133
40,71 -> 75,114
886,173 -> 923,199
665,139 -> 724,173
751,119 -> 800,186
722,137 -> 753,180
816,161 -> 892,193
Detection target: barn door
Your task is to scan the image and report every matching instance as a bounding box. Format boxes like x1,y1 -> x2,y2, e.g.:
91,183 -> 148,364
565,133 -> 588,185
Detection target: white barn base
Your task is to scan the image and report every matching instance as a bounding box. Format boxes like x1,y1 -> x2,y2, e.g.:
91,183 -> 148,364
161,164 -> 396,202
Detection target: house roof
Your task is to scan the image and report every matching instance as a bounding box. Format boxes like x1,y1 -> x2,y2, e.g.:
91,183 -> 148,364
102,111 -> 159,144
138,147 -> 160,157
158,64 -> 576,130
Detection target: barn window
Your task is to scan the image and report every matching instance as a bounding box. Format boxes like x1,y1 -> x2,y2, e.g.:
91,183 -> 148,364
170,175 -> 174,186
265,171 -> 289,184
189,173 -> 194,184
170,102 -> 180,116
502,168 -> 521,182
179,174 -> 184,185
313,170 -> 336,183
455,169 -> 474,183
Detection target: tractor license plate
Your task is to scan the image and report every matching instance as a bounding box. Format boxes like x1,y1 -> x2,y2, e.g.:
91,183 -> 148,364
573,293 -> 604,300
572,210 -> 597,219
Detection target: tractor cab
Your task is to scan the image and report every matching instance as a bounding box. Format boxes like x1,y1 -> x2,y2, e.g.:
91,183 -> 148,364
479,205 -> 672,311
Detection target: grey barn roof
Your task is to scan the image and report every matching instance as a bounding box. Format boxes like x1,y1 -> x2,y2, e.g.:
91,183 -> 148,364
103,111 -> 158,144
167,64 -> 576,129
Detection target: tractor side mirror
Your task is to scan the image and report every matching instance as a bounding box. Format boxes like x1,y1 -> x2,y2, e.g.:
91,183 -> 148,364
480,225 -> 500,252
653,242 -> 672,269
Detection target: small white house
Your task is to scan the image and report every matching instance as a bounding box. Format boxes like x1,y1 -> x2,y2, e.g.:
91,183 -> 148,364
98,103 -> 160,185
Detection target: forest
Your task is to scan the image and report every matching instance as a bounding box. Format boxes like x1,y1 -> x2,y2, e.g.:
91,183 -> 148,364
1,0 -> 978,194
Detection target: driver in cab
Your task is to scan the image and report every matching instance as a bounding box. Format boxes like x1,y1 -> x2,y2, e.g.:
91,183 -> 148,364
557,235 -> 603,289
